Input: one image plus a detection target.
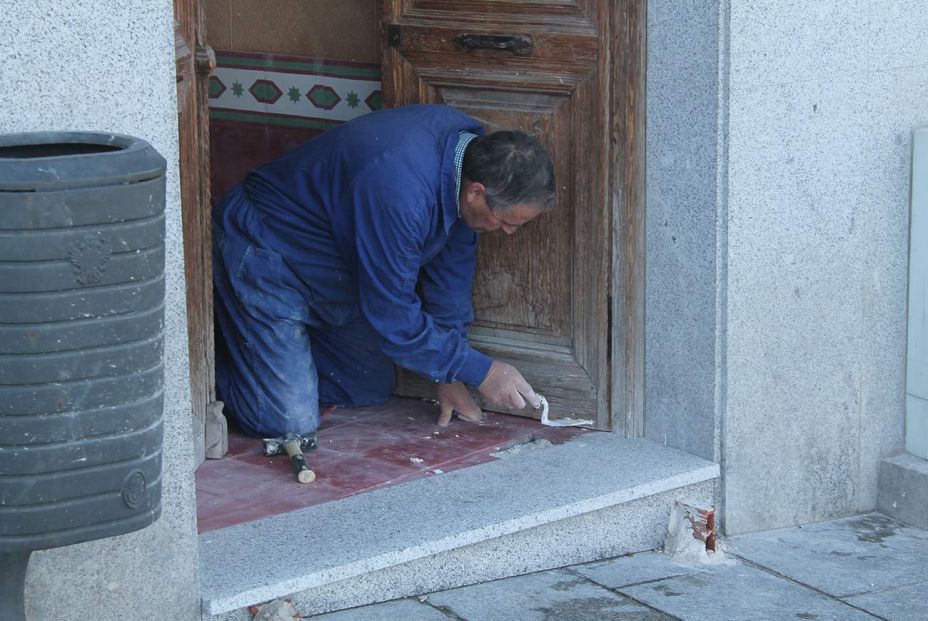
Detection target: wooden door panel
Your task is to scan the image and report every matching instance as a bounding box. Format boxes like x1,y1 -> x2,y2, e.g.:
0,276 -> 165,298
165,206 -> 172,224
397,0 -> 601,30
388,26 -> 598,66
386,0 -> 611,428
442,90 -> 571,339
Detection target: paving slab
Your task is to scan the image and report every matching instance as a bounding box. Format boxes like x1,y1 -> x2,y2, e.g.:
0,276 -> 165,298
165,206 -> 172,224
286,513 -> 926,620
425,568 -> 674,621
619,559 -> 877,621
727,513 -> 928,597
573,551 -> 701,589
306,599 -> 448,621
844,581 -> 928,621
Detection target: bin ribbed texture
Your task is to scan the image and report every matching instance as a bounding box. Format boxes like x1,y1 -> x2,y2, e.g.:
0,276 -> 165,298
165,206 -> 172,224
0,132 -> 166,552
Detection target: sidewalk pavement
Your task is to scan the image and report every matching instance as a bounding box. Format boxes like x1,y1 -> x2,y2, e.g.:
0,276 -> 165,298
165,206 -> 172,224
306,513 -> 928,621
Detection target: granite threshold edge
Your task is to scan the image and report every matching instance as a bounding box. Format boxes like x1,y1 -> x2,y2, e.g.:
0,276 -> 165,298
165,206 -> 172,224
201,457 -> 719,614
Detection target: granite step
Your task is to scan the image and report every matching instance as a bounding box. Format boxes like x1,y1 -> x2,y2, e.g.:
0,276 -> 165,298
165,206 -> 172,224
199,435 -> 719,619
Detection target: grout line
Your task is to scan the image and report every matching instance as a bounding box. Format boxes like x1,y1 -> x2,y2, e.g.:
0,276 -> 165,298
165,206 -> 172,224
561,566 -> 685,621
727,552 -> 890,620
419,597 -> 467,621
836,577 -> 928,600
611,592 -> 686,621
579,570 -> 695,591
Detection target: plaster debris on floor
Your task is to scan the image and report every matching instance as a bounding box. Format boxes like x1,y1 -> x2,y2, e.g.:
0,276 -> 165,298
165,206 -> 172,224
195,396 -> 590,532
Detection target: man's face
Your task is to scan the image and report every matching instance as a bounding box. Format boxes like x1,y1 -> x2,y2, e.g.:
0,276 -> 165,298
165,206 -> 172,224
460,181 -> 543,235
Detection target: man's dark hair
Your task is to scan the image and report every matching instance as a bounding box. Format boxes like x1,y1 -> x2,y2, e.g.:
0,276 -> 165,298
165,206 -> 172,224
462,131 -> 556,213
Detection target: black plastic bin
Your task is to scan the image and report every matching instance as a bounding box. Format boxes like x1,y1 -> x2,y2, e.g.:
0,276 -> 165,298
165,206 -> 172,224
0,132 -> 166,620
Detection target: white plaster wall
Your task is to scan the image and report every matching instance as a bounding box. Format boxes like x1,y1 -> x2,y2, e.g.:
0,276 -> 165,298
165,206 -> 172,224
0,2 -> 200,618
722,1 -> 927,533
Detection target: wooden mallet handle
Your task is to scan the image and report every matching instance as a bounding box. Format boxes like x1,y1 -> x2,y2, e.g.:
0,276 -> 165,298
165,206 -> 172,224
285,439 -> 316,484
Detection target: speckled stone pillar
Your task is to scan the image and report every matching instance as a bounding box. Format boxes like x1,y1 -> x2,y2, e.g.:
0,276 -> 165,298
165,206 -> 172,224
0,2 -> 200,619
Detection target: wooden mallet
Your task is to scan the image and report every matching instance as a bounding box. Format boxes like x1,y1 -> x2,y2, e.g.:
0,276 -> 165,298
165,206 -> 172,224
262,434 -> 317,484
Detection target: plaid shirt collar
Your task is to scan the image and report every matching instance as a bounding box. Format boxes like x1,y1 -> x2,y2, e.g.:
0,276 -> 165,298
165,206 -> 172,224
454,132 -> 479,217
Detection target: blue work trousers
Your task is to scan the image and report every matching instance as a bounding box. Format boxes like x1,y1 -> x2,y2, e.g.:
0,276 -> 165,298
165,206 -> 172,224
212,199 -> 394,438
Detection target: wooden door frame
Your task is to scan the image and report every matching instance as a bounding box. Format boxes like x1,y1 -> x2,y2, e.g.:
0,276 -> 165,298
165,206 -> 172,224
610,0 -> 646,436
180,0 -> 647,442
176,0 -> 225,465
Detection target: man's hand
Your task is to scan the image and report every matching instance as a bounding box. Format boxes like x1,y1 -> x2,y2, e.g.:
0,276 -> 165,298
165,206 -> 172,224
436,381 -> 483,427
477,361 -> 541,410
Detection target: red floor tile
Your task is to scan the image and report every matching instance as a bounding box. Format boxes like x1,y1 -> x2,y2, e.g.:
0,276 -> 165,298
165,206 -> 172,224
195,396 -> 593,533
431,451 -> 498,474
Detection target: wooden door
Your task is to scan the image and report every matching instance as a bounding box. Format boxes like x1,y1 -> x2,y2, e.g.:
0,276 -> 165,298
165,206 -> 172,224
385,0 -> 615,429
175,0 -> 226,464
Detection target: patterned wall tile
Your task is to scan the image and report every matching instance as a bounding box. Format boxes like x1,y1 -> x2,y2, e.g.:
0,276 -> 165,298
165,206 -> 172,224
209,50 -> 383,128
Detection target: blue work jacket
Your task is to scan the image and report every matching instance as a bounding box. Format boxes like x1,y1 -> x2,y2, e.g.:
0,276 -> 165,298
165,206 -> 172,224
224,104 -> 493,387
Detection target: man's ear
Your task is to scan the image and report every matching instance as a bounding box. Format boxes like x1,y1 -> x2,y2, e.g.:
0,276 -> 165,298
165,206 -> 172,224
465,181 -> 486,203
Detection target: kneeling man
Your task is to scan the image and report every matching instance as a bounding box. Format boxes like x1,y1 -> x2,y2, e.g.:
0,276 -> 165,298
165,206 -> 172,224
212,104 -> 555,445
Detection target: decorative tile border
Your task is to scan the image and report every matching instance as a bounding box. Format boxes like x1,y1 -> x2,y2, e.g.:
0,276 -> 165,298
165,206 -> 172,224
209,50 -> 383,129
